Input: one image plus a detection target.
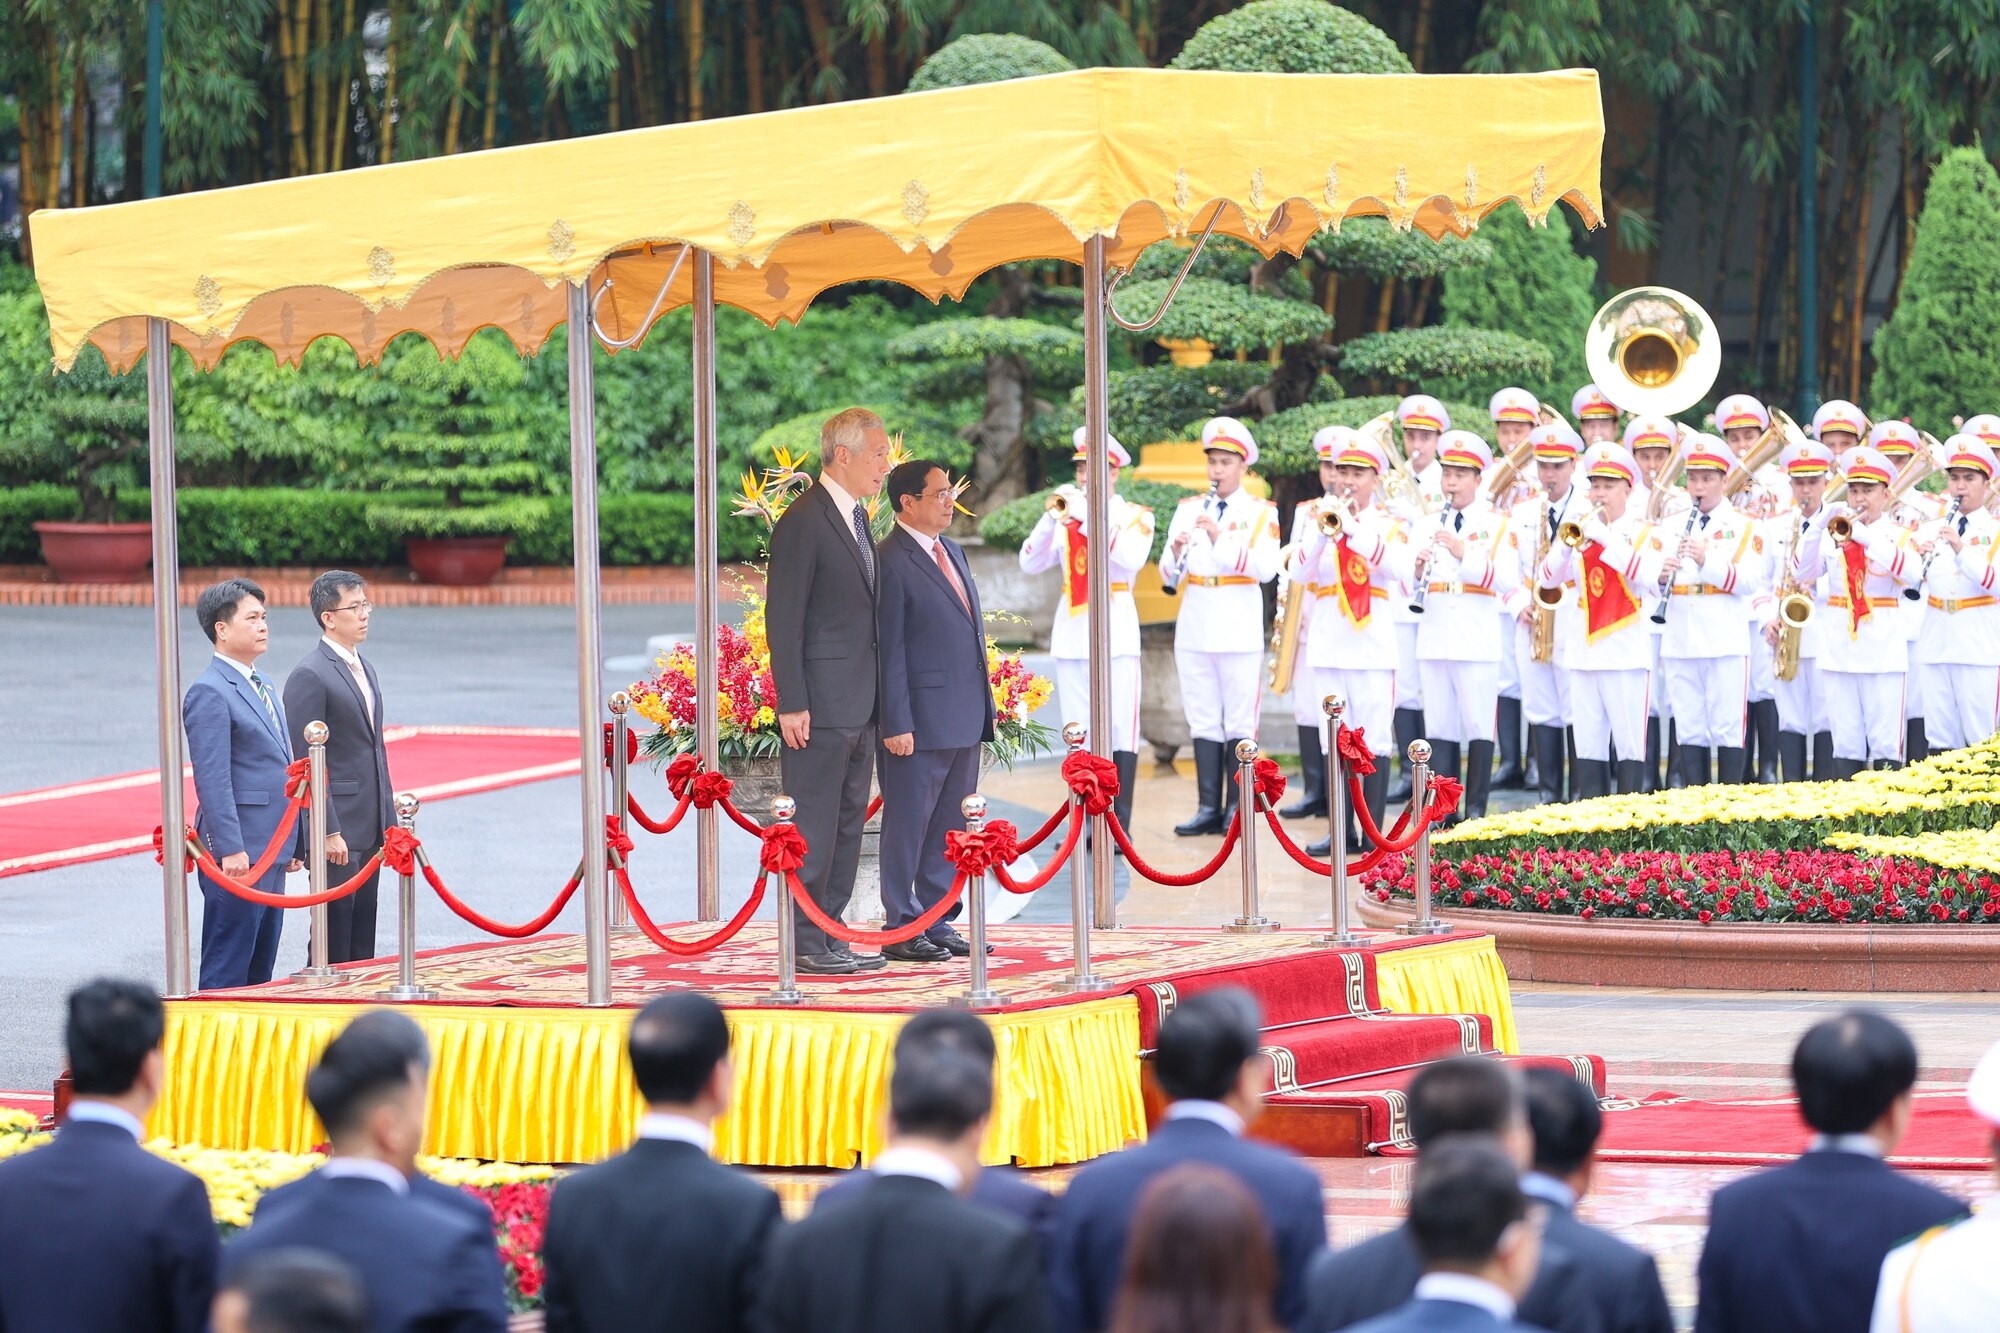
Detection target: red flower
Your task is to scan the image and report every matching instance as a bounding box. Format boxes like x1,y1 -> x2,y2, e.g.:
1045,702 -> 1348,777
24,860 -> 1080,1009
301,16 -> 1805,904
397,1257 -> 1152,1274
1697,909 -> 1713,924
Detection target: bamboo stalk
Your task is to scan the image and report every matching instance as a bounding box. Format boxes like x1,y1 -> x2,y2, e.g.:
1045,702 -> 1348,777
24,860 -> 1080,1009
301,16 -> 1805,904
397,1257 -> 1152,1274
332,0 -> 356,170
1373,277 -> 1397,334
687,0 -> 705,119
71,43 -> 89,206
381,0 -> 399,163
45,29 -> 63,210
482,0 -> 503,147
1849,142 -> 1875,398
743,0 -> 765,114
444,10 -> 471,154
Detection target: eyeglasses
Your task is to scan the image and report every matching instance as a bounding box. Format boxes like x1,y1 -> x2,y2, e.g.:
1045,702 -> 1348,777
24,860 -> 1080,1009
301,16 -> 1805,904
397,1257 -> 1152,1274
334,600 -> 373,614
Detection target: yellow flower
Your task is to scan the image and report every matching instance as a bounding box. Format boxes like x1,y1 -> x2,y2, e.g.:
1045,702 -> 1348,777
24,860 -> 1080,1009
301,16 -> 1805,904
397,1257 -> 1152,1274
0,1108 -> 37,1134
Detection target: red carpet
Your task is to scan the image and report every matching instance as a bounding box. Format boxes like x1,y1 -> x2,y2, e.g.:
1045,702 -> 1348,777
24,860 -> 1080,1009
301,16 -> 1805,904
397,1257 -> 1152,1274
0,726 -> 582,879
1596,1089 -> 1989,1169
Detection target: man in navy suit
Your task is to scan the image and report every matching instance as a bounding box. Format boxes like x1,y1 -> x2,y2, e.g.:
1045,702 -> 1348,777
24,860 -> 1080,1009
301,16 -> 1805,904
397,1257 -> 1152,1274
1521,1068 -> 1672,1333
1694,1010 -> 1967,1333
0,979 -> 218,1333
873,459 -> 996,963
185,578 -> 304,989
214,1250 -> 369,1333
1345,1138 -> 1553,1333
227,1014 -> 510,1332
1048,988 -> 1327,1333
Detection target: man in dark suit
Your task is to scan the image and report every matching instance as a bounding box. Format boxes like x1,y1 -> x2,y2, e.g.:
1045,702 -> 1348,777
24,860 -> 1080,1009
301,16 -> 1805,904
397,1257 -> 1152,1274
541,992 -> 782,1333
1305,1058 -> 1601,1333
1520,1068 -> 1672,1333
185,578 -> 304,989
284,570 -> 396,964
767,407 -> 896,975
756,1033 -> 1050,1333
814,1010 -> 1057,1247
1048,988 -> 1327,1333
1344,1138 -> 1553,1333
227,1016 -> 509,1332
874,459 -> 997,962
214,1250 -> 370,1333
0,979 -> 218,1333
1694,1010 -> 1967,1333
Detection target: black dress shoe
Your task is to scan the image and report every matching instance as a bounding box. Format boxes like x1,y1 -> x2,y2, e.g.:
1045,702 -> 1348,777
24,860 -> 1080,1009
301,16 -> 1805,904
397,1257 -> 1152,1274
796,952 -> 861,975
882,938 -> 952,963
835,945 -> 888,971
931,929 -> 993,957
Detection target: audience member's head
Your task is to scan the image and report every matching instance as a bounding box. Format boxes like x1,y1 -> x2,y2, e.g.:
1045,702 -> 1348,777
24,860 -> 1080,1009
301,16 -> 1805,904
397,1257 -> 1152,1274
1408,1136 -> 1543,1302
213,1249 -> 370,1333
1108,1164 -> 1279,1333
1153,988 -> 1265,1121
66,978 -> 167,1113
305,1015 -> 430,1173
629,993 -> 733,1120
1407,1056 -> 1530,1167
1793,1010 -> 1920,1143
887,1038 -> 993,1187
1523,1066 -> 1602,1193
897,1008 -> 998,1065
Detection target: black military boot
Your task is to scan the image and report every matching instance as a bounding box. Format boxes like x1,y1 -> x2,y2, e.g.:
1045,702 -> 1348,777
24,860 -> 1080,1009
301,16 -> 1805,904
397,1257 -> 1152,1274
1220,740 -> 1246,823
1812,731 -> 1836,779
1907,717 -> 1927,765
1716,745 -> 1748,785
1385,707 -> 1424,803
1828,756 -> 1866,781
1531,725 -> 1567,805
1680,743 -> 1711,788
1571,758 -> 1611,801
1614,760 -> 1647,794
1462,740 -> 1496,822
1492,696 -> 1526,789
1776,731 -> 1810,784
1357,768 -> 1390,853
1174,740 -> 1226,836
1280,726 -> 1328,819
1750,699 -> 1781,783
1111,750 -> 1139,847
1667,721 -> 1686,789
1643,716 -> 1662,792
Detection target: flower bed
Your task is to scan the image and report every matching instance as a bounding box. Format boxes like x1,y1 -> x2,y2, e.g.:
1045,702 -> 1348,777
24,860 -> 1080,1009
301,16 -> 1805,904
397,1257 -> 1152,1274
1362,847 -> 2000,925
0,1115 -> 554,1309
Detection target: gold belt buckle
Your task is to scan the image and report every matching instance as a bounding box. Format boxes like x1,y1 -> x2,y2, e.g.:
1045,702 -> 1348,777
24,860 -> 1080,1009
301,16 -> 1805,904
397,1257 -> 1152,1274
1943,598 -> 1961,614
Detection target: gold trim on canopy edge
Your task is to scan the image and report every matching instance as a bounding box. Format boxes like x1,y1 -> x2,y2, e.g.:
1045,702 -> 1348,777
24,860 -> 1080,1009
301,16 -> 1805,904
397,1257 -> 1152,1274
30,66 -> 1604,372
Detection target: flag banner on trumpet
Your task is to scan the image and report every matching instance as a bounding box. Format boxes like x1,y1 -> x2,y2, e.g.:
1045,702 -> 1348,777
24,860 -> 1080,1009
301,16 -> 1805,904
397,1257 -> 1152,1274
1841,538 -> 1873,637
1581,540 -> 1642,641
1337,537 -> 1375,630
1064,519 -> 1089,616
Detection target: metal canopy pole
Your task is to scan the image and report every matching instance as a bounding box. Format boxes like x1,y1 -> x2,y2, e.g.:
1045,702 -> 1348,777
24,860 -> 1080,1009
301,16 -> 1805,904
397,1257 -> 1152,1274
147,318 -> 191,997
567,283 -> 612,1007
692,250 -> 722,921
1082,235 -> 1117,930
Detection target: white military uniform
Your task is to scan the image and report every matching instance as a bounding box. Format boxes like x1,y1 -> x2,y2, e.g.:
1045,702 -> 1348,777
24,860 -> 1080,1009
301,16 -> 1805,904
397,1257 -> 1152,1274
1302,503 -> 1409,757
1766,504 -> 1833,740
1915,436 -> 2000,753
1159,421 -> 1283,743
1395,395 -> 1451,714
1283,498 -> 1330,732
1409,435 -> 1519,743
1508,480 -> 1586,730
1625,416 -> 1684,733
1018,486 -> 1154,754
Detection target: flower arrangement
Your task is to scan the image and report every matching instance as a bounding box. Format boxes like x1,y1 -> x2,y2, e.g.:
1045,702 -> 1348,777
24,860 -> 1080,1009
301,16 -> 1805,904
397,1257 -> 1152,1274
987,635 -> 1057,769
1825,826 -> 2000,876
1363,847 -> 2000,926
630,578 -> 781,762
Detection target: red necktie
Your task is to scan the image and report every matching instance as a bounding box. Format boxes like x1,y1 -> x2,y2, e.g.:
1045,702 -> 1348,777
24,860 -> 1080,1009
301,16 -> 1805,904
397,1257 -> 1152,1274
934,542 -> 971,614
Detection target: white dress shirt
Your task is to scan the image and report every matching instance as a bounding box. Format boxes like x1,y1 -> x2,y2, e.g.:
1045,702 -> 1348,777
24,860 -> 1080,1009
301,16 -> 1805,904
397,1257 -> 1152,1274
1520,1171 -> 1578,1210
1163,1099 -> 1246,1136
1414,1272 -> 1519,1323
818,473 -> 873,555
213,652 -> 259,684
319,1156 -> 412,1194
871,1144 -> 965,1193
1809,1132 -> 1885,1157
65,1099 -> 146,1141
321,636 -> 375,720
638,1112 -> 715,1154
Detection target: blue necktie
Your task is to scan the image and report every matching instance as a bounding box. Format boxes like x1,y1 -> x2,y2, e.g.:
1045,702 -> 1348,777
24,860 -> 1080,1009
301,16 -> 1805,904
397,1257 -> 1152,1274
851,504 -> 876,589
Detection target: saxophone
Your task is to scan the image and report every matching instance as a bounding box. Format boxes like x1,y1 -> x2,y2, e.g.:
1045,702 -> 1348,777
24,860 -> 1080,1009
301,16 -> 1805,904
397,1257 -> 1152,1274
1773,509 -> 1814,683
1528,495 -> 1560,664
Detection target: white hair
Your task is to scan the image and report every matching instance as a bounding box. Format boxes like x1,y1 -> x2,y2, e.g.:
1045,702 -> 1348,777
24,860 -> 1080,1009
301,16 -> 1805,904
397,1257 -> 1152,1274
821,407 -> 886,464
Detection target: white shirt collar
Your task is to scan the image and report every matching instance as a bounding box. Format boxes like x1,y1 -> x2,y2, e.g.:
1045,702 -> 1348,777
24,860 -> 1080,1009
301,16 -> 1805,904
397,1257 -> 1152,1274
638,1112 -> 714,1154
321,636 -> 363,668
896,521 -> 939,554
818,472 -> 861,522
1164,1100 -> 1246,1137
65,1099 -> 146,1141
871,1144 -> 964,1193
213,652 -> 258,682
319,1157 -> 411,1194
1414,1272 -> 1518,1322
1810,1132 -> 1885,1158
1520,1172 -> 1577,1210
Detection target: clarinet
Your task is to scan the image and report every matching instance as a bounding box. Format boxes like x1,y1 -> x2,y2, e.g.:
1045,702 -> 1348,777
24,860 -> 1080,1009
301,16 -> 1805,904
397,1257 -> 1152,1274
1161,480 -> 1220,597
1908,497 -> 1963,601
1409,528 -> 1446,615
1649,505 -> 1703,626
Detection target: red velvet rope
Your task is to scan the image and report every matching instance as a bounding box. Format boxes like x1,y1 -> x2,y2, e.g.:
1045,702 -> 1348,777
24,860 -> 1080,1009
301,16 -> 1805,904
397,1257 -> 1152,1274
186,832 -> 384,908
626,791 -> 695,835
785,869 -> 967,946
423,859 -> 581,938
1014,801 -> 1070,854
1105,808 -> 1241,887
1061,750 -> 1120,815
991,812 -> 1082,894
1264,766 -> 1462,877
614,865 -> 767,956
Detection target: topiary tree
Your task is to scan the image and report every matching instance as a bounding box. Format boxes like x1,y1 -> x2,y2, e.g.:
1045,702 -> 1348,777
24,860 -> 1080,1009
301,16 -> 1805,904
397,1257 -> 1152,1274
1308,219 -> 1494,283
749,402 -> 973,477
1336,327 -> 1554,395
1168,0 -> 1412,75
1109,277 -> 1335,356
1872,146 -> 2000,431
907,33 -> 1075,93
1255,394 -> 1488,479
1030,360 -> 1293,458
978,475 -> 1198,560
1435,205 -> 1599,406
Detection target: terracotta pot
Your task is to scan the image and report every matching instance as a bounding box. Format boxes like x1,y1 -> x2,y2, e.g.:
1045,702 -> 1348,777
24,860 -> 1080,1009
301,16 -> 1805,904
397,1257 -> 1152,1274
32,520 -> 154,583
405,535 -> 512,587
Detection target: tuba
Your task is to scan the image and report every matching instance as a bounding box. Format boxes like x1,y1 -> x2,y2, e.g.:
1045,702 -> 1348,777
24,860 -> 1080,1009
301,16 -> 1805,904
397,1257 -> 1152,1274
1586,286 -> 1723,418
1725,408 -> 1807,501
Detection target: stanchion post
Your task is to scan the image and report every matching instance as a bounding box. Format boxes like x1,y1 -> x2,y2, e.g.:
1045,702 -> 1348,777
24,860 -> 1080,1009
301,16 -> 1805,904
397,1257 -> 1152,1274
378,793 -> 437,1001
1058,725 -> 1109,992
951,795 -> 1004,1010
759,796 -> 805,1006
567,282 -> 612,1008
1225,739 -> 1278,933
292,721 -> 339,982
1399,739 -> 1451,936
608,691 -> 637,934
1315,695 -> 1361,947
146,318 -> 191,998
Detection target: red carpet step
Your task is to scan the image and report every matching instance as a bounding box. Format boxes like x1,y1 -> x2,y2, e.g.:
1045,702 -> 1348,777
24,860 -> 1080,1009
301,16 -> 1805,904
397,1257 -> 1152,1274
1254,1055 -> 1608,1159
1595,1088 -> 1987,1170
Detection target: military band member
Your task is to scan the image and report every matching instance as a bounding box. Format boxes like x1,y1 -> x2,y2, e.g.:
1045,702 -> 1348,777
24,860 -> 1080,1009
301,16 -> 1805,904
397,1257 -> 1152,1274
1571,384 -> 1621,447
1386,394 -> 1450,803
1868,417 -> 1935,761
1538,444 -> 1661,796
1962,413 -> 2000,452
1813,399 -> 1868,460
1160,417 -> 1283,836
1716,393 -> 1783,780
1488,389 -> 1540,790
1408,431 -> 1519,822
1913,436 -> 2000,757
1763,441 -> 1838,783
1503,421 -> 1586,805
1276,430 -> 1345,823
1650,434 -> 1772,786
1299,430 -> 1407,853
1019,429 -> 1155,834
1795,447 -> 1921,773
1626,414 -> 1684,790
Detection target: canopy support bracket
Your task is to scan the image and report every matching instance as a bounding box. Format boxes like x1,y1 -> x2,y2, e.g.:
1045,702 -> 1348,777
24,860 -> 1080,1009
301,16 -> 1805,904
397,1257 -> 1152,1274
1104,203 -> 1225,334
590,243 -> 692,349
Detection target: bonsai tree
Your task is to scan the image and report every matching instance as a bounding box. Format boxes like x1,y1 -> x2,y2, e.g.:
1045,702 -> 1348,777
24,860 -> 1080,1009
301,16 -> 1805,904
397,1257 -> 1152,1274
907,33 -> 1075,92
1435,205 -> 1601,406
1335,327 -> 1555,397
1872,146 -> 2000,430
1255,394 -> 1489,478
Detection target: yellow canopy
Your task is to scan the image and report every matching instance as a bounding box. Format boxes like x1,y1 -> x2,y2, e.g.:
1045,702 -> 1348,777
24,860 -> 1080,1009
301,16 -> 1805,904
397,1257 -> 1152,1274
28,67 -> 1603,373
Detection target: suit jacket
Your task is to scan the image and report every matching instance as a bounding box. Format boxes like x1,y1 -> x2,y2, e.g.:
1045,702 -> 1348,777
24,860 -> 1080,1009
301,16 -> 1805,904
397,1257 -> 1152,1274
767,481 -> 880,728
184,656 -> 302,867
256,1168 -> 490,1232
757,1173 -> 1048,1333
228,1170 -> 509,1333
1345,1297 -> 1553,1333
283,641 -> 394,848
875,526 -> 996,748
814,1162 -> 1057,1258
0,1118 -> 218,1333
1048,1117 -> 1327,1333
1305,1223 -> 1603,1333
1693,1149 -> 1967,1333
1538,1196 -> 1672,1333
541,1138 -> 781,1333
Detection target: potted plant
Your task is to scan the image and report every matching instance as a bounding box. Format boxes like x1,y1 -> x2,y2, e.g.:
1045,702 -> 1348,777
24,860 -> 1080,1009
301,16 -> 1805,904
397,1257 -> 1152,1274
17,345 -> 154,583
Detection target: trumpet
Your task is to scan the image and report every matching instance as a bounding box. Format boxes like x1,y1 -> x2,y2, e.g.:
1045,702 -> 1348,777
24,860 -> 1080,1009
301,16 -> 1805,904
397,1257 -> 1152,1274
1557,504 -> 1607,548
1311,495 -> 1353,538
1908,496 -> 1963,600
1825,512 -> 1854,544
1046,488 -> 1074,516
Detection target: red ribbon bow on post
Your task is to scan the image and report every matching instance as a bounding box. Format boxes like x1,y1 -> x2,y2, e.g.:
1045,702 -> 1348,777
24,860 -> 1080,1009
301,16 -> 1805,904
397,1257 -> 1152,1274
1253,756 -> 1288,806
284,756 -> 311,799
1424,775 -> 1464,825
944,820 -> 1021,876
152,825 -> 194,873
381,826 -> 421,877
1336,726 -> 1377,776
1060,751 -> 1120,815
665,754 -> 736,809
603,723 -> 639,768
759,822 -> 809,874
605,818 -> 636,869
